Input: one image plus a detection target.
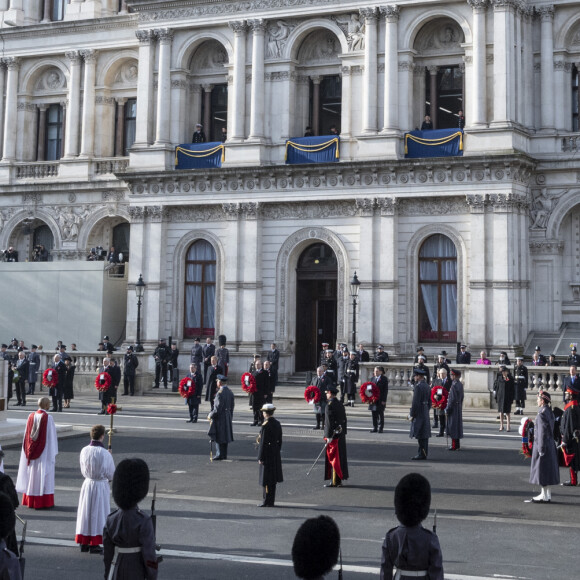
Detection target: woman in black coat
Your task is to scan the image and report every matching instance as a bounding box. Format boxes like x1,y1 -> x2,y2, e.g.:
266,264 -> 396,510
527,391 -> 559,503
495,366 -> 514,431
257,404 -> 283,507
63,358 -> 75,408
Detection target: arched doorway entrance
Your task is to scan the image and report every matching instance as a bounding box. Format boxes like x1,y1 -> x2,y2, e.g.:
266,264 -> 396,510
295,242 -> 337,371
418,234 -> 457,342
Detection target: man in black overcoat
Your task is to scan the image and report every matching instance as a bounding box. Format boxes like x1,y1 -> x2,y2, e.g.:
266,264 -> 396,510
51,353 -> 67,412
267,343 -> 280,389
123,346 -> 139,396
313,366 -> 330,430
257,403 -> 283,507
207,375 -> 234,460
202,337 -> 215,382
409,368 -> 431,460
190,337 -> 203,367
561,386 -> 580,486
370,366 -> 388,433
513,357 -> 528,415
205,355 -> 222,410
252,361 -> 270,426
324,386 -> 348,487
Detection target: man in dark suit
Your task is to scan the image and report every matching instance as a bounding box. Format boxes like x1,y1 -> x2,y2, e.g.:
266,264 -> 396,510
185,363 -> 203,423
456,344 -> 471,364
202,337 -> 215,382
313,366 -> 330,430
123,346 -> 139,396
51,353 -> 67,412
357,343 -> 370,363
15,351 -> 29,406
252,361 -> 270,426
205,355 -> 222,410
267,343 -> 280,389
562,365 -> 580,402
370,366 -> 388,433
27,344 -> 41,395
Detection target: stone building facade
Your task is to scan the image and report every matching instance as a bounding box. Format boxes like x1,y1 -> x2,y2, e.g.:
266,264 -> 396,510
0,0 -> 579,375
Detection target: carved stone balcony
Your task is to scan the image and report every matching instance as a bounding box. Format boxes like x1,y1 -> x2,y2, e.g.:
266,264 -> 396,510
15,161 -> 59,179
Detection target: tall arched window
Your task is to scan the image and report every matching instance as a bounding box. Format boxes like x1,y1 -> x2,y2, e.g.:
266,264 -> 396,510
184,240 -> 216,338
418,234 -> 457,342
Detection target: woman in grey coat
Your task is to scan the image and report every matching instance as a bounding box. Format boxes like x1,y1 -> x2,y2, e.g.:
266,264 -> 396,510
446,369 -> 464,451
526,390 -> 559,503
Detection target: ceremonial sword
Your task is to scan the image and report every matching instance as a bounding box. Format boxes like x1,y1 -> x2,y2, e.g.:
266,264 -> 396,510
306,441 -> 328,476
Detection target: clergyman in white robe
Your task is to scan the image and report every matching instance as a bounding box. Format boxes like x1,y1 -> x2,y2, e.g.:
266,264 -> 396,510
75,433 -> 115,547
16,398 -> 58,509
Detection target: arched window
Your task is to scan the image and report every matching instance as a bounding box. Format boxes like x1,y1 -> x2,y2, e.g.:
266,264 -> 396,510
184,240 -> 216,338
418,234 -> 457,342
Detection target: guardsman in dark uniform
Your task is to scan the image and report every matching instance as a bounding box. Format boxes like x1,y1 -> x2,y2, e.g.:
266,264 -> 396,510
123,345 -> 139,396
567,346 -> 580,367
373,345 -> 389,363
202,337 -> 215,382
380,473 -> 443,580
257,403 -> 283,507
153,338 -> 170,389
267,343 -> 280,390
324,386 -> 348,488
323,349 -> 337,387
337,348 -> 349,403
191,123 -> 206,143
560,384 -> 580,486
409,368 -> 431,460
252,361 -> 269,426
370,366 -> 388,432
51,353 -> 67,412
168,342 -> 180,390
190,337 -> 203,367
27,344 -> 40,395
216,335 -> 229,377
263,360 -> 274,403
513,356 -> 528,415
415,355 -> 431,385
533,345 -> 547,366
319,342 -> 330,367
413,346 -> 425,364
456,344 -> 471,364
344,351 -> 359,407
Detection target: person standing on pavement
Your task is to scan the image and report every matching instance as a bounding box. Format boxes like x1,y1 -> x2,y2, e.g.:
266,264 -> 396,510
513,357 -> 528,415
63,357 -> 75,408
267,343 -> 280,390
560,385 -> 580,486
123,346 -> 139,396
380,473 -> 443,580
370,366 -> 388,432
313,366 -> 330,431
27,344 -> 40,396
446,369 -> 464,451
526,391 -> 559,503
168,342 -> 180,390
495,365 -> 514,431
217,335 -> 229,377
208,375 -> 235,460
190,337 -> 203,368
344,351 -> 359,407
205,355 -> 222,411
153,338 -> 170,389
75,424 -> 115,554
182,363 -> 203,423
252,361 -> 269,426
409,369 -> 431,460
324,386 -> 348,488
257,403 -> 283,507
98,358 -> 114,415
202,337 -> 215,382
15,351 -> 29,407
51,353 -> 66,412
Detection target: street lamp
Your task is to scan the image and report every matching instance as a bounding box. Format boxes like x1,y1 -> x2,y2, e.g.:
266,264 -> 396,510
350,271 -> 361,352
135,274 -> 146,352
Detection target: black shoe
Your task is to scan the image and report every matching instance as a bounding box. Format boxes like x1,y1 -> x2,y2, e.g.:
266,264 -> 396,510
186,420 -> 193,423
153,385 -> 159,389
411,454 -> 427,460
378,429 -> 384,433
370,429 -> 377,433
561,481 -> 577,486
15,402 -> 21,406
89,546 -> 103,555
324,483 -> 336,488
80,545 -> 89,553
530,498 -> 550,503
164,385 -> 168,389
257,502 -> 272,507
313,426 -> 321,430
98,410 -> 106,415
250,422 -> 258,426
192,419 -> 198,423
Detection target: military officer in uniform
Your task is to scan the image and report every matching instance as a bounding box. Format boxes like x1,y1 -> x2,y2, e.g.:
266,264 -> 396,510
373,345 -> 389,363
217,335 -> 229,376
190,337 -> 203,367
267,343 -> 280,390
456,344 -> 471,364
324,386 -> 348,488
123,346 -> 139,396
370,366 -> 388,432
202,337 -> 216,382
27,344 -> 40,396
153,338 -> 170,389
319,342 -> 330,367
409,368 -> 431,460
567,346 -> 580,367
252,361 -> 269,426
513,356 -> 528,415
323,349 -> 337,387
257,403 -> 283,507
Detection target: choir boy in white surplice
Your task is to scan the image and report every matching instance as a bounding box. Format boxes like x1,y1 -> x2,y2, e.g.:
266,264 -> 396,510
75,424 -> 115,554
16,397 -> 58,509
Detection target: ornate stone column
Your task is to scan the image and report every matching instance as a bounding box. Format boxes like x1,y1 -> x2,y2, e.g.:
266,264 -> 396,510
80,49 -> 97,157
340,66 -> 352,137
522,6 -> 534,128
248,19 -> 266,141
492,0 -> 515,125
154,28 -> 173,145
64,51 -> 82,157
115,98 -> 126,156
126,206 -> 145,344
133,30 -> 156,147
42,0 -> 52,23
539,5 -> 555,131
0,64 -> 6,159
468,0 -> 487,127
311,75 -> 321,134
398,60 -> 413,130
1,57 -> 20,162
37,104 -> 47,160
554,61 -> 567,130
202,84 -> 212,138
229,21 -> 248,141
360,7 -> 378,134
427,65 -> 438,128
380,5 -> 400,132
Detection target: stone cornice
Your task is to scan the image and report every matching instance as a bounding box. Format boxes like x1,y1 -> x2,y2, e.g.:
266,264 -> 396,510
121,154 -> 535,197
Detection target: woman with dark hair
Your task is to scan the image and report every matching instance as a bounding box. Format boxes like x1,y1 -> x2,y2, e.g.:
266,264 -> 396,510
495,366 -> 514,431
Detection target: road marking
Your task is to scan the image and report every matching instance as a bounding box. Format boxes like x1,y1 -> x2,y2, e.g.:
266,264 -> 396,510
23,536 -> 528,579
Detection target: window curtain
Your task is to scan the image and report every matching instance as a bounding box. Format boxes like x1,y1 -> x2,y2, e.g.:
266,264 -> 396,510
419,235 -> 457,259
441,260 -> 457,331
185,240 -> 217,333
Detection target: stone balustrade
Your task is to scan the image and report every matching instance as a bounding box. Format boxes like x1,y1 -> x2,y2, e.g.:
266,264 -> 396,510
95,158 -> 129,175
15,161 -> 59,179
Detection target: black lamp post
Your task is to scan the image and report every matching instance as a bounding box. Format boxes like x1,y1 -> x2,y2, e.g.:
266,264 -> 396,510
350,271 -> 361,352
135,274 -> 146,352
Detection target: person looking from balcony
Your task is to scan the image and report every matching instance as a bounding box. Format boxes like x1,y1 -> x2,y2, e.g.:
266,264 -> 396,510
192,123 -> 206,143
421,115 -> 433,130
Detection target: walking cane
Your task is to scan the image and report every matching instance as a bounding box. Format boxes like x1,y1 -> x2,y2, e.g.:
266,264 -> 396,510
306,441 -> 328,476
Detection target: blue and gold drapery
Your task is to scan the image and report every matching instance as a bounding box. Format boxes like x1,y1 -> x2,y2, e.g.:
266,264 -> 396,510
175,142 -> 225,169
404,129 -> 463,158
285,136 -> 340,164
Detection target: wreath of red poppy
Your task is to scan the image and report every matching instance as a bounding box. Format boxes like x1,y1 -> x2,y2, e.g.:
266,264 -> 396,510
107,403 -> 118,415
95,372 -> 112,392
360,381 -> 380,404
42,368 -> 59,388
241,372 -> 257,394
520,418 -> 534,458
304,385 -> 321,404
179,376 -> 196,398
430,386 -> 449,410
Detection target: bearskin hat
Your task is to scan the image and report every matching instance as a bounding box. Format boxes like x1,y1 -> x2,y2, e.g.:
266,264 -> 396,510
218,334 -> 227,346
394,473 -> 431,527
113,458 -> 150,510
292,515 -> 340,580
0,492 -> 15,540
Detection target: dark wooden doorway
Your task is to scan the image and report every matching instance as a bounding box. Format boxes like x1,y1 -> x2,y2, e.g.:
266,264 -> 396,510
295,243 -> 338,372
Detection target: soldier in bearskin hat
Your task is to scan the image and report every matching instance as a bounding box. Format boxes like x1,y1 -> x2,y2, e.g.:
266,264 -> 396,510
0,491 -> 21,580
380,473 -> 443,579
216,335 -> 229,377
104,458 -> 158,579
292,515 -> 340,580
560,385 -> 580,486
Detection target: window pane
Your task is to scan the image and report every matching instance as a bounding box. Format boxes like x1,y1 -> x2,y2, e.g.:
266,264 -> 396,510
203,285 -> 216,329
186,264 -> 202,282
205,263 -> 216,283
187,239 -> 216,261
441,260 -> 457,281
419,260 -> 438,281
419,234 -> 457,258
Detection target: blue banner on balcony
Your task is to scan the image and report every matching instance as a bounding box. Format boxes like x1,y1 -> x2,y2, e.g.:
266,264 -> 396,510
285,136 -> 340,164
175,142 -> 225,169
404,129 -> 463,158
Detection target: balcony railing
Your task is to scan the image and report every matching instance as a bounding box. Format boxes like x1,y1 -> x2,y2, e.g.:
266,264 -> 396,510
95,158 -> 129,175
15,162 -> 59,179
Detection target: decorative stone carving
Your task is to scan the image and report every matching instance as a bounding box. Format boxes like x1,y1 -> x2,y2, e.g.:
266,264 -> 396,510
2,57 -> 20,70
23,193 -> 42,204
169,206 -> 226,222
399,198 -> 467,216
102,191 -> 125,202
80,49 -> 96,63
266,20 -> 295,58
135,29 -> 156,44
529,239 -> 564,254
191,40 -> 228,72
114,61 -> 139,85
146,205 -> 165,222
414,20 -> 464,53
248,19 -> 267,33
52,205 -> 91,241
65,50 -> 82,64
298,31 -> 340,64
39,68 -> 65,91
0,208 -> 14,233
128,206 -> 145,222
229,20 -> 248,34
334,13 -> 366,51
261,201 -> 358,220
536,5 -> 554,20
380,5 -> 400,22
155,28 -> 174,44
467,0 -> 488,10
466,194 -> 487,212
377,197 -> 397,215
529,188 -> 568,229
355,197 -> 375,216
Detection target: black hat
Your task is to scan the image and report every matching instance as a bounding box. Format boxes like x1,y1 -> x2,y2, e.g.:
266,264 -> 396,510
292,515 -> 340,580
450,368 -> 462,377
159,338 -> 165,342
500,351 -> 508,357
413,367 -> 427,376
499,365 -> 508,372
460,344 -> 467,349
216,374 -> 228,382
395,473 -> 431,527
441,350 -> 447,356
113,458 -> 150,510
127,345 -> 134,351
103,336 -> 109,340
416,346 -> 424,352
377,345 -> 384,349
327,385 -> 339,394
0,492 -> 16,540
572,346 -> 577,352
60,345 -> 66,350
218,334 -> 227,346
534,345 -> 541,351
194,337 -> 200,342
1,344 -> 6,348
